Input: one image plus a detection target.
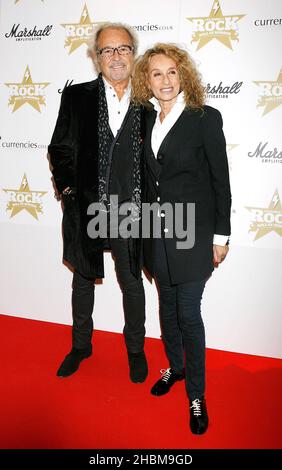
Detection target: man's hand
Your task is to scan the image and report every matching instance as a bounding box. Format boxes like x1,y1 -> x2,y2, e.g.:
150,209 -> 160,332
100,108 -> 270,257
213,244 -> 229,267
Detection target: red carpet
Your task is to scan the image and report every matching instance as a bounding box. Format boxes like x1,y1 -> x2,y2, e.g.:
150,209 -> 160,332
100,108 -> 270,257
0,314 -> 281,449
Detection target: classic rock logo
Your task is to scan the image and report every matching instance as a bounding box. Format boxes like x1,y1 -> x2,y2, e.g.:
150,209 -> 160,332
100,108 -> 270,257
187,0 -> 245,50
253,69 -> 282,116
5,65 -> 50,113
246,189 -> 282,241
61,3 -> 101,54
3,174 -> 47,220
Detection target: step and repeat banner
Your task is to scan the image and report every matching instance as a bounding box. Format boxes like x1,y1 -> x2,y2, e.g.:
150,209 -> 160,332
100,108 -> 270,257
0,0 -> 281,358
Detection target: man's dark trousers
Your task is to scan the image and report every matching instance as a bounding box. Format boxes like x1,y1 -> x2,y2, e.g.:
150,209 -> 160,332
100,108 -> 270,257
72,237 -> 145,353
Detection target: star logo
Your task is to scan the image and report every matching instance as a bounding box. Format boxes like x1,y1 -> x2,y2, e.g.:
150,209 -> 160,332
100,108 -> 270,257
3,174 -> 47,220
246,189 -> 282,241
61,3 -> 102,54
5,65 -> 50,113
253,69 -> 282,116
187,0 -> 245,51
227,144 -> 239,153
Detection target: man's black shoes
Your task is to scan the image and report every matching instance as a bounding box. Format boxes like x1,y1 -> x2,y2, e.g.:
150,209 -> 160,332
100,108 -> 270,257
57,346 -> 92,377
128,351 -> 148,383
151,368 -> 185,396
57,347 -> 147,381
189,397 -> 209,434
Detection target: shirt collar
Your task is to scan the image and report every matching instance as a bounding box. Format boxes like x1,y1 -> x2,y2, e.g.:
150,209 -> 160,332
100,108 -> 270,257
102,76 -> 131,97
149,91 -> 185,113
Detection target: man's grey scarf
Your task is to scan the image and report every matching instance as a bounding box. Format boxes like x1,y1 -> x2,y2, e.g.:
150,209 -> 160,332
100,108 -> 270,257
97,73 -> 141,221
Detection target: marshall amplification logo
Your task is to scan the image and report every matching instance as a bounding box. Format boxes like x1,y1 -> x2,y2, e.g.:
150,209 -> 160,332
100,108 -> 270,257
5,23 -> 53,41
253,69 -> 282,116
3,174 -> 47,220
5,65 -> 50,113
248,142 -> 282,164
61,3 -> 102,54
246,189 -> 282,241
205,81 -> 243,99
58,79 -> 75,94
187,0 -> 245,50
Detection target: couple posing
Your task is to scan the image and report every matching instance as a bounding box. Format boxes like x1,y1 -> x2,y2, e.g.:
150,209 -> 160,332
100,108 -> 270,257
48,23 -> 231,435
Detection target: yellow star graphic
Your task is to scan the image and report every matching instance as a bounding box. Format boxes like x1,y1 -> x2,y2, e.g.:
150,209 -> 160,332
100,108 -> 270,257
5,65 -> 50,113
226,144 -> 239,153
253,69 -> 282,116
246,189 -> 282,241
61,3 -> 102,54
3,174 -> 47,220
187,0 -> 245,51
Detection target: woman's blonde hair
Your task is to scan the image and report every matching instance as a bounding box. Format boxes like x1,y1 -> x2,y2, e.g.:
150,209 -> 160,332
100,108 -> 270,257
132,43 -> 205,109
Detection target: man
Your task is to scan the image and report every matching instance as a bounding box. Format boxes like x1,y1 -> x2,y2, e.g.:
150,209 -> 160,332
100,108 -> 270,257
48,23 -> 147,383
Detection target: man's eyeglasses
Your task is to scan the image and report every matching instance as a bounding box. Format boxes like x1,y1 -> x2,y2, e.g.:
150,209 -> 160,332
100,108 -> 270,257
97,45 -> 134,58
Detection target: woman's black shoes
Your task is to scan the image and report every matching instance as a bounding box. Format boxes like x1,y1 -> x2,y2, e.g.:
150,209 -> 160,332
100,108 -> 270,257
151,368 -> 185,396
189,397 -> 209,434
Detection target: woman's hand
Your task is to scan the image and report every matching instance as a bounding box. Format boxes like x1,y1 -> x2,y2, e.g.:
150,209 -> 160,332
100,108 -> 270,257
213,244 -> 229,267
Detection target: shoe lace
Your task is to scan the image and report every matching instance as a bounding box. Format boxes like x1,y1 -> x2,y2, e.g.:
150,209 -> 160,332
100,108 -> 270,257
160,368 -> 172,383
190,398 -> 202,417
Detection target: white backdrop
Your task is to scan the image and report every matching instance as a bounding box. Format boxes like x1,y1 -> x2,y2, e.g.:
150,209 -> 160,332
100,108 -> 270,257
0,0 -> 281,358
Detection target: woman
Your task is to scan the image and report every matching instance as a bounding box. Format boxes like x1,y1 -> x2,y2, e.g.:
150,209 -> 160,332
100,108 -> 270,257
132,44 -> 231,434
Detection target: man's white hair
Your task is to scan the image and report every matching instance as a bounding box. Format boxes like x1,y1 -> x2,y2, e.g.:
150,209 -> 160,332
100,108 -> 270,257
87,22 -> 138,72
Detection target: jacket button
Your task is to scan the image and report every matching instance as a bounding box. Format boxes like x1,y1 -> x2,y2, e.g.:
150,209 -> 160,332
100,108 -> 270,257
157,154 -> 164,163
